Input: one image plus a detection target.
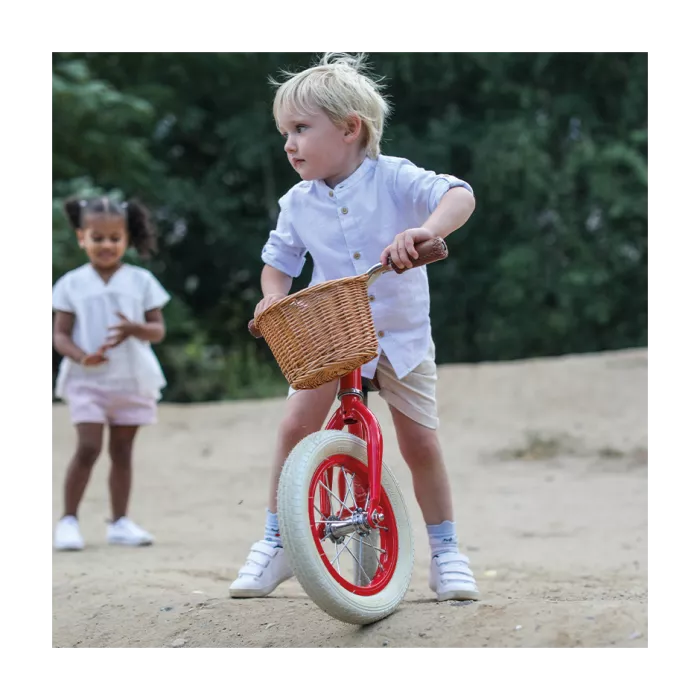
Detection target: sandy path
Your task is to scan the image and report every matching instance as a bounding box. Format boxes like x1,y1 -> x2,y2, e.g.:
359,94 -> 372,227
52,348 -> 647,647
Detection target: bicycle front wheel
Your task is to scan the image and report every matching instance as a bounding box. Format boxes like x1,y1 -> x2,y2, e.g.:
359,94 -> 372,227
277,430 -> 414,625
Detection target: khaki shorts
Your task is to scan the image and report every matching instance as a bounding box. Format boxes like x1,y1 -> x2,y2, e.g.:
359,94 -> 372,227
287,341 -> 439,430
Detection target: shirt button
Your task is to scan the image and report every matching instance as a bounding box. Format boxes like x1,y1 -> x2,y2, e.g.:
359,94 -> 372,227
353,252 -> 361,260
328,191 -> 334,197
368,294 -> 375,302
341,207 -> 349,214
378,330 -> 385,338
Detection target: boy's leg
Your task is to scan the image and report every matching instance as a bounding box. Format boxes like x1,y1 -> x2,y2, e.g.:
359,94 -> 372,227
378,348 -> 480,601
229,380 -> 338,598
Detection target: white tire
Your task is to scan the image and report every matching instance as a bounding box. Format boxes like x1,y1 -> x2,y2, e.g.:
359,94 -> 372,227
277,430 -> 414,625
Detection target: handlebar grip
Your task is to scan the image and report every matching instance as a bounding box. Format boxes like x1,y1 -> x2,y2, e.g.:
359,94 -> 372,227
388,237 -> 448,274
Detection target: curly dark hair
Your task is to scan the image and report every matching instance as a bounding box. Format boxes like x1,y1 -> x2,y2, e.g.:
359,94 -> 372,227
63,196 -> 158,258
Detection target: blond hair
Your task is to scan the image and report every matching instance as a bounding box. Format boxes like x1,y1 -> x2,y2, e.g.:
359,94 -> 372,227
271,53 -> 391,159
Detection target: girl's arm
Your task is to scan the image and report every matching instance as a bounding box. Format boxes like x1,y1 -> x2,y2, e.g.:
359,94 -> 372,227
106,308 -> 166,348
53,311 -> 88,364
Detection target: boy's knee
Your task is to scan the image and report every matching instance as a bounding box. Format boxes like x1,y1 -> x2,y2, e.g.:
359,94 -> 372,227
399,430 -> 441,467
279,414 -> 317,448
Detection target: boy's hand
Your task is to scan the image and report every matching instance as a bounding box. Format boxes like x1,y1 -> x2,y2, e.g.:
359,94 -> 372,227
380,227 -> 436,269
255,293 -> 286,318
105,312 -> 139,348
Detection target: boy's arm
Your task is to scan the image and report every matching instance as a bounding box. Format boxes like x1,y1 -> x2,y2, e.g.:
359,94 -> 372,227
423,186 -> 476,240
262,263 -> 294,297
255,264 -> 294,317
256,195 -> 306,317
380,187 -> 476,269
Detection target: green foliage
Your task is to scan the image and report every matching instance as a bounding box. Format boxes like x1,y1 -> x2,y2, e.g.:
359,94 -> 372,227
52,53 -> 647,401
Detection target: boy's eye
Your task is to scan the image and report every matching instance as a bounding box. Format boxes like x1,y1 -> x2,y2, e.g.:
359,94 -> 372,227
280,125 -> 307,138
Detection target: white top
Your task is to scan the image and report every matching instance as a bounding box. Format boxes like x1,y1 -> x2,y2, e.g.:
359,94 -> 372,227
52,263 -> 171,399
261,155 -> 473,379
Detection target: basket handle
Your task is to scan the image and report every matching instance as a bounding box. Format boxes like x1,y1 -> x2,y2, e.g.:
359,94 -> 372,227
387,236 -> 448,274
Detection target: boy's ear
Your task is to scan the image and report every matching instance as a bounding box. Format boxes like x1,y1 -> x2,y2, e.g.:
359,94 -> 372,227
76,229 -> 86,249
343,114 -> 363,144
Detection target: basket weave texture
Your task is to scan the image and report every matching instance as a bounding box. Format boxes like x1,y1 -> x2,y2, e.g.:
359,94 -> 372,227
256,274 -> 378,390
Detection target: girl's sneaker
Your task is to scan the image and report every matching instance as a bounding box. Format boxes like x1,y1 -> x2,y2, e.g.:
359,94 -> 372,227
107,517 -> 154,546
54,515 -> 85,551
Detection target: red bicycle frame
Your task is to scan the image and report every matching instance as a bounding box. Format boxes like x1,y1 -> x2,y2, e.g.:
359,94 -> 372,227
249,239 -> 449,531
323,368 -> 384,527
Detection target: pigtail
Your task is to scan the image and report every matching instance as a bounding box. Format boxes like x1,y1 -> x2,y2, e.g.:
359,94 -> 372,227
124,199 -> 158,258
63,198 -> 84,229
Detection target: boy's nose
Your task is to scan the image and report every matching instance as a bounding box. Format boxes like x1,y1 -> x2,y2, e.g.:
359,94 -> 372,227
284,138 -> 297,154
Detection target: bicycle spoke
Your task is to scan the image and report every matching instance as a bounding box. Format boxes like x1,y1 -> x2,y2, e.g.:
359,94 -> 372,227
340,467 -> 358,510
319,480 -> 347,511
345,542 -> 372,584
348,534 -> 386,555
330,537 -> 352,567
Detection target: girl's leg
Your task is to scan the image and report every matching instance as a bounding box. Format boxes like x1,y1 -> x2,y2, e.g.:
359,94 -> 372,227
64,423 -> 104,517
106,424 -> 153,546
107,425 -> 139,521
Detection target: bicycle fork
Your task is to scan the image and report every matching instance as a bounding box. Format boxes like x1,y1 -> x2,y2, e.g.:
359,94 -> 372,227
323,368 -> 385,532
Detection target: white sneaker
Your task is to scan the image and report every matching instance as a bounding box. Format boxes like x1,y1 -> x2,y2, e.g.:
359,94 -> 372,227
54,516 -> 84,551
229,540 -> 293,598
107,517 -> 154,546
429,551 -> 481,602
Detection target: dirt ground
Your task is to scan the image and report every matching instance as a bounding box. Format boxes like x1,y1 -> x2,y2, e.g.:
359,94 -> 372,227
52,348 -> 647,648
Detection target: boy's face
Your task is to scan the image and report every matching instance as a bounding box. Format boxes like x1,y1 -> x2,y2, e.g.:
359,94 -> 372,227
277,107 -> 358,185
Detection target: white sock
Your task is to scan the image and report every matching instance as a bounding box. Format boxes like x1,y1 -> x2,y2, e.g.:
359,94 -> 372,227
264,509 -> 282,547
427,520 -> 459,557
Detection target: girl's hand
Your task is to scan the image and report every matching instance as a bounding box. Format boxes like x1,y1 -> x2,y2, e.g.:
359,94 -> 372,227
80,347 -> 109,366
380,227 -> 436,269
105,312 -> 138,348
255,293 -> 286,318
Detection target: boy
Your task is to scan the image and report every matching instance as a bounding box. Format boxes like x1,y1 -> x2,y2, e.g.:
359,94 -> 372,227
229,53 -> 479,602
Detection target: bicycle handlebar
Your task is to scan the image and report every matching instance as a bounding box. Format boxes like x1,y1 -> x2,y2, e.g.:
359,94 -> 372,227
387,236 -> 448,274
249,237 -> 449,338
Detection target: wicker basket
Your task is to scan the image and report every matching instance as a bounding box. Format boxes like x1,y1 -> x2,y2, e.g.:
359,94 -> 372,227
256,273 -> 378,390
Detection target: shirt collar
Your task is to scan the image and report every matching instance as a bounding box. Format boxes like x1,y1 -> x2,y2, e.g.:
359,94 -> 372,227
316,156 -> 377,194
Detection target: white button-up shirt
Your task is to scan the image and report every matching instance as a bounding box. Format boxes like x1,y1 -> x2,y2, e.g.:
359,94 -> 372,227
261,155 -> 473,379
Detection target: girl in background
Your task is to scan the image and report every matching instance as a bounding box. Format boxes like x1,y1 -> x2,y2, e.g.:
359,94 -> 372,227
53,196 -> 170,550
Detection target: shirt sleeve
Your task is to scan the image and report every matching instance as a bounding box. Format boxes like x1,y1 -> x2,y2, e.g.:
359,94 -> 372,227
52,274 -> 74,313
143,271 -> 171,311
391,158 -> 474,224
261,195 -> 307,278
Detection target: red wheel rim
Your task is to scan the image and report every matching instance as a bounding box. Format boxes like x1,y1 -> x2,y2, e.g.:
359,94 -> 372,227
308,454 -> 399,596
